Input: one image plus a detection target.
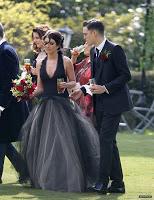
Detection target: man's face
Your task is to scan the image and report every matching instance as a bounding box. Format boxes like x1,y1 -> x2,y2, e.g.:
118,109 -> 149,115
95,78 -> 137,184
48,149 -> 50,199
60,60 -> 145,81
83,26 -> 94,46
83,26 -> 88,41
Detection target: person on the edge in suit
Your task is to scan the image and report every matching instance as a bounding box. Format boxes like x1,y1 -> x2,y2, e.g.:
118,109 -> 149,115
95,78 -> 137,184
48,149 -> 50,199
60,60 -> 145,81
0,23 -> 28,184
71,19 -> 133,194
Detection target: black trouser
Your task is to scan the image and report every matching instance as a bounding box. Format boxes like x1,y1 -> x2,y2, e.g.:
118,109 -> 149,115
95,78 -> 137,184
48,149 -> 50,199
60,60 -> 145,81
95,110 -> 123,185
0,143 -> 25,179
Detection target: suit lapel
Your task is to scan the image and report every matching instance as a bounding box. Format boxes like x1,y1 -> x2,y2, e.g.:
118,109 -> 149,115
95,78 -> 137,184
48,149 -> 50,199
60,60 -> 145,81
90,47 -> 95,78
90,40 -> 111,80
95,40 -> 110,81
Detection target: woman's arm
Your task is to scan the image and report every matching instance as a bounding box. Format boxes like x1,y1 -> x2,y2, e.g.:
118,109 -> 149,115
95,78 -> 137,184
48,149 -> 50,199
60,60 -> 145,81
71,49 -> 85,73
33,68 -> 44,97
71,49 -> 80,64
62,56 -> 76,89
31,59 -> 42,76
31,52 -> 47,76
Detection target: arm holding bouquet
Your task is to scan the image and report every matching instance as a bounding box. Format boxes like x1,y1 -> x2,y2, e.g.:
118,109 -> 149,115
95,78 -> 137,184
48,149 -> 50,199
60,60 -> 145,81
32,68 -> 44,98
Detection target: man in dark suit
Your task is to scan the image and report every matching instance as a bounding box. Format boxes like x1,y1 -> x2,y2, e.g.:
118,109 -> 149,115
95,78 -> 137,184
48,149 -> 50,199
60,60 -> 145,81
71,20 -> 133,194
0,23 -> 28,184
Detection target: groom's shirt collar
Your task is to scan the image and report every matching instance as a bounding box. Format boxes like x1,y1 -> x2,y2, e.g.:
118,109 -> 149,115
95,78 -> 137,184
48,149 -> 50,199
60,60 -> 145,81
0,38 -> 6,46
95,37 -> 106,55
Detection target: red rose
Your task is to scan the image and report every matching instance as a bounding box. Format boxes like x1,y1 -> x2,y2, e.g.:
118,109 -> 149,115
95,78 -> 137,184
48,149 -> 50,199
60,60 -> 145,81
28,87 -> 34,95
16,85 -> 24,92
20,79 -> 27,86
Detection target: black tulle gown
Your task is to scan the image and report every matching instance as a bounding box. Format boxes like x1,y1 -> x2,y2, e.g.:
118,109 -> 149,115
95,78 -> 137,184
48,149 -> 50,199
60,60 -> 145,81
20,53 -> 100,192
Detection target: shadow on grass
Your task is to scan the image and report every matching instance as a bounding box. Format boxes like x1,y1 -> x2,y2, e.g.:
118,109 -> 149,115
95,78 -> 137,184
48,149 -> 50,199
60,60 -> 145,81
0,182 -> 125,200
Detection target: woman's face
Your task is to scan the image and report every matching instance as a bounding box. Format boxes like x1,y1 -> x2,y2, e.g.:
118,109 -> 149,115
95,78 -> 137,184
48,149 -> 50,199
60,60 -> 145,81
32,32 -> 44,49
44,37 -> 59,54
84,43 -> 92,57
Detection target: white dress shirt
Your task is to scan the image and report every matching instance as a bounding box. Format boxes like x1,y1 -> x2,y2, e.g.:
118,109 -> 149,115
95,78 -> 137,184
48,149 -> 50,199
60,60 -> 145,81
95,37 -> 109,94
95,37 -> 106,56
0,38 -> 6,46
81,37 -> 109,95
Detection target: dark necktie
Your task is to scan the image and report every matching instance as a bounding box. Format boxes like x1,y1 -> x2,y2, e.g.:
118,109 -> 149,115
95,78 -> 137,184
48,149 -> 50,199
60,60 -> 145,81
93,48 -> 99,77
96,48 -> 99,59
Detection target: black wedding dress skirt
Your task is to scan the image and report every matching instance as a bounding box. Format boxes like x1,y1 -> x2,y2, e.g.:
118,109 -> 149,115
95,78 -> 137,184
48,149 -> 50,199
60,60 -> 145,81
20,96 -> 100,192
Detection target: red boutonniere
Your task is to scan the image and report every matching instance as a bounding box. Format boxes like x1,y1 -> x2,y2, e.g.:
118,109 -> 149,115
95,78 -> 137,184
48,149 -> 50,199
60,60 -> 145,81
100,50 -> 111,61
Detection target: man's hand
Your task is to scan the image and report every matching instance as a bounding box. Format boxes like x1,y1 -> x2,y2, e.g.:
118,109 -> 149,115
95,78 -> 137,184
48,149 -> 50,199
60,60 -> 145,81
69,89 -> 83,101
90,84 -> 108,94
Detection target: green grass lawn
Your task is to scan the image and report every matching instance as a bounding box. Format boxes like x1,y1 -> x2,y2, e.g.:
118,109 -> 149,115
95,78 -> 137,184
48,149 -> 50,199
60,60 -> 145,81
0,133 -> 154,200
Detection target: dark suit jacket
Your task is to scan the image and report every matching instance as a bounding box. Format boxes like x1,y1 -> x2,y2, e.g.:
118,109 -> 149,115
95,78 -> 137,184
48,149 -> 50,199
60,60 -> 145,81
0,41 -> 28,142
90,40 -> 133,114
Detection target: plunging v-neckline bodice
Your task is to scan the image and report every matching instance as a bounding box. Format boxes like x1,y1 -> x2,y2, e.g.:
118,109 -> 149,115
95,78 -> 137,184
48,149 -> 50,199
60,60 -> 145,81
40,53 -> 68,98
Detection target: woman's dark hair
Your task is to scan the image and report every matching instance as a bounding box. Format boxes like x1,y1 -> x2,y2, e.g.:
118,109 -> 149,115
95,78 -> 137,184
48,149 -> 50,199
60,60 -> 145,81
43,30 -> 64,50
86,19 -> 105,35
32,25 -> 50,52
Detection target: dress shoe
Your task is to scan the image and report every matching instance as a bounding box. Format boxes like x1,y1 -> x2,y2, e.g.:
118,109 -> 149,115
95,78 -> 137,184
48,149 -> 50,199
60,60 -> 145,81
108,181 -> 125,193
0,179 -> 2,184
90,183 -> 108,194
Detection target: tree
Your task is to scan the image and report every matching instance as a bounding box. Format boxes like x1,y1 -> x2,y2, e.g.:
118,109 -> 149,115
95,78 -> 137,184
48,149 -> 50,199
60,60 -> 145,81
144,4 -> 154,69
9,0 -> 145,19
0,0 -> 49,60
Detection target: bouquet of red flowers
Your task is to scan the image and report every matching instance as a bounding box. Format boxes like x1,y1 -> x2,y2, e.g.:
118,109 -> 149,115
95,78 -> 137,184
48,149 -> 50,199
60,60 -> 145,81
11,74 -> 36,101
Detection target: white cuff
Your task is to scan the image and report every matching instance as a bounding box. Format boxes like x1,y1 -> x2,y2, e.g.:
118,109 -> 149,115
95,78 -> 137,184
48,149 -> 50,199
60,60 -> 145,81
0,106 -> 5,111
104,86 -> 109,94
83,84 -> 92,96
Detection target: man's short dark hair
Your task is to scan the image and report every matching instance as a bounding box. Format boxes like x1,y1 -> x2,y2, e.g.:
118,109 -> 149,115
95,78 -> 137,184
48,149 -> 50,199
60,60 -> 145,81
83,21 -> 89,27
0,23 -> 4,38
83,19 -> 97,27
86,19 -> 105,35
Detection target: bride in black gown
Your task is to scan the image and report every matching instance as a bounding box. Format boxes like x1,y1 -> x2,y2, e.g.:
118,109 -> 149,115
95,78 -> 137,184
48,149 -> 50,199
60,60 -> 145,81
20,30 -> 100,192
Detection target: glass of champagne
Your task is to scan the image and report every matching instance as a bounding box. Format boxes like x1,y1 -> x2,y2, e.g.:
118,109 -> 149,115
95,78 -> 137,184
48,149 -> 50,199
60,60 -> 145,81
57,78 -> 65,94
75,45 -> 84,53
24,58 -> 31,72
89,78 -> 96,86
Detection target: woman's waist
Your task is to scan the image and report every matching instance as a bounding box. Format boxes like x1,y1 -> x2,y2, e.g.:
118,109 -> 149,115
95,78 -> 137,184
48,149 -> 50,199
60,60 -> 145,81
41,91 -> 69,98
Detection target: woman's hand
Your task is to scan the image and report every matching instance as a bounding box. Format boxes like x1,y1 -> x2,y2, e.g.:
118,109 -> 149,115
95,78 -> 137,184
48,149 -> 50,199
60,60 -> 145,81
31,67 -> 38,76
71,48 -> 80,56
22,65 -> 32,73
58,82 -> 68,89
58,81 -> 76,89
71,49 -> 80,64
69,89 -> 83,101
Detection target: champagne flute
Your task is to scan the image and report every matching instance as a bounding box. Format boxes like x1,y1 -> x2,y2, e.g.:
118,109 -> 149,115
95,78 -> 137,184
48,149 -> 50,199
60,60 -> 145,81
63,45 -> 85,56
89,78 -> 96,86
75,45 -> 85,53
57,78 -> 65,94
24,58 -> 31,72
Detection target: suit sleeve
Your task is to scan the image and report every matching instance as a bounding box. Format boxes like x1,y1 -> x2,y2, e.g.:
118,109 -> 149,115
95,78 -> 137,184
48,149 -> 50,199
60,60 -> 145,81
3,48 -> 19,81
0,47 -> 19,107
105,45 -> 131,94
